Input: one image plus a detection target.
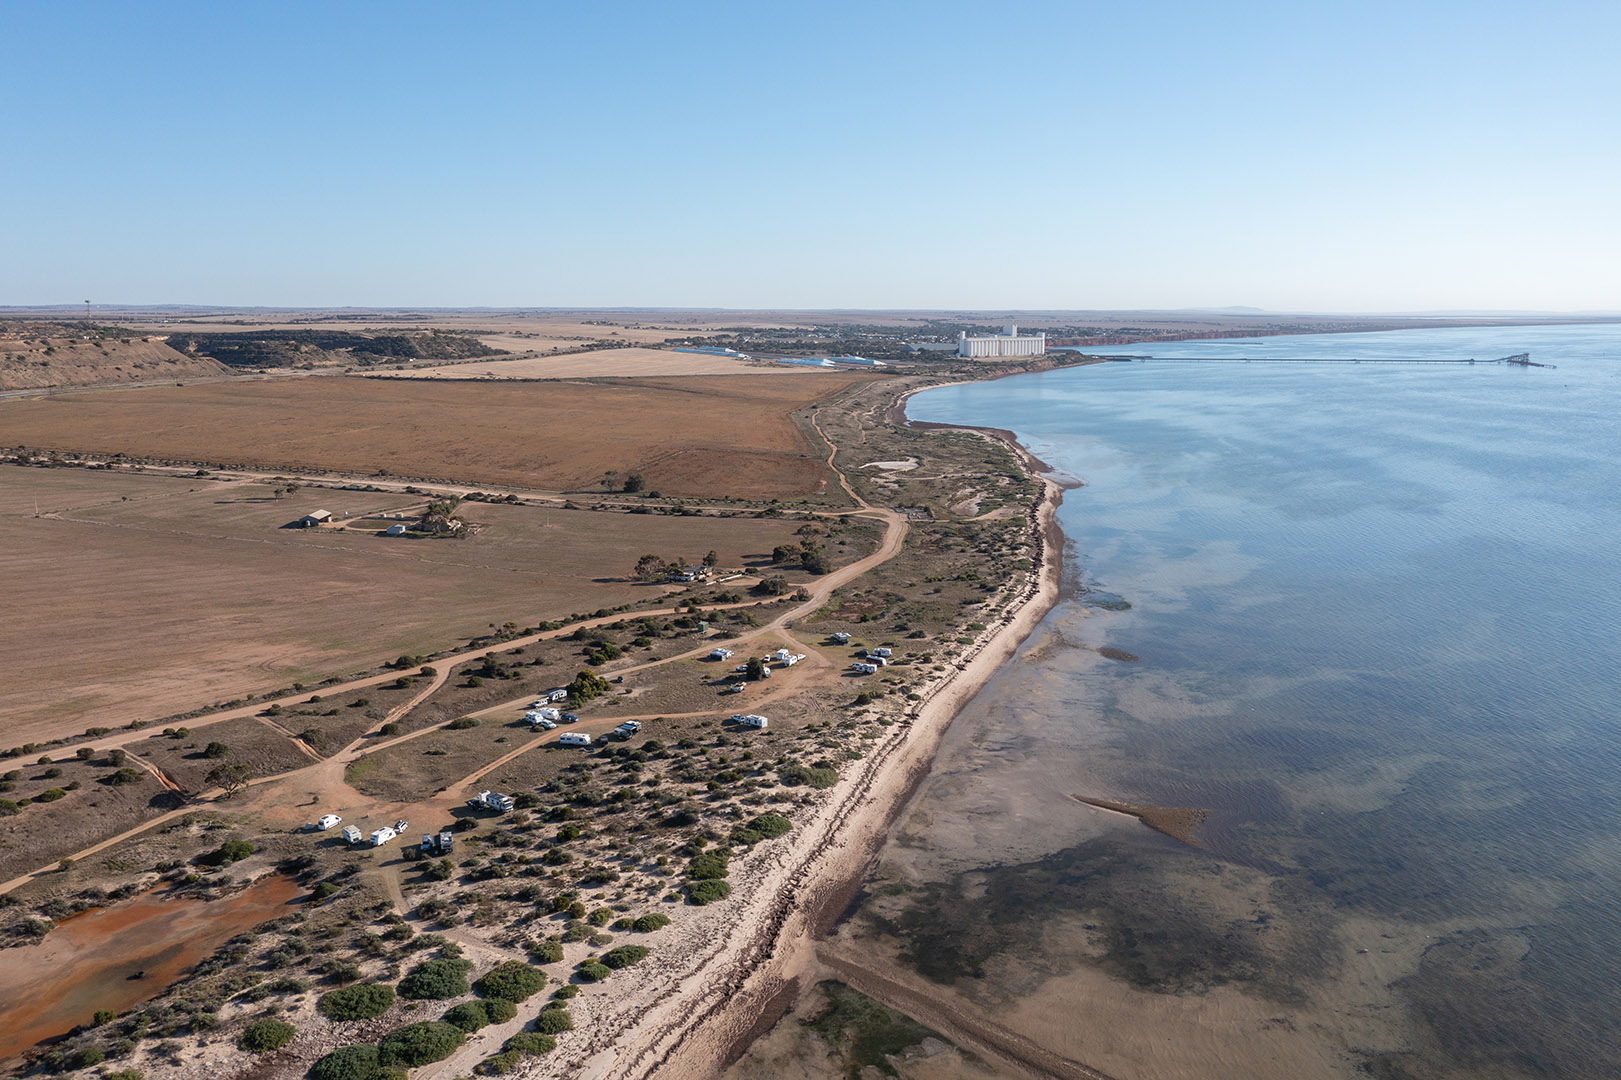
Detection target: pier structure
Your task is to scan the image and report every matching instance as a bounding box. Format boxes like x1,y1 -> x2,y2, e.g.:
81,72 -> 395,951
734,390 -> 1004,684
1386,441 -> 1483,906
1071,352 -> 1551,368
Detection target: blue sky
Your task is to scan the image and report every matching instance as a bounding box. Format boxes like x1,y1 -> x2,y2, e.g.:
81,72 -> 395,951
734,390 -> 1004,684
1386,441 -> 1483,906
3,1 -> 1617,311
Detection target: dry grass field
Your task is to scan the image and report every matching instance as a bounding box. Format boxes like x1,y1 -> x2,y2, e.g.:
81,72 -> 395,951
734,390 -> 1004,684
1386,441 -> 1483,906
364,346 -> 789,380
0,373 -> 873,498
0,467 -> 822,743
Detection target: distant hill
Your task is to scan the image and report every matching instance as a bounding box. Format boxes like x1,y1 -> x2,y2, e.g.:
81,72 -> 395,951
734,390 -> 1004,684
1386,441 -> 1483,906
0,322 -> 231,391
165,328 -> 504,368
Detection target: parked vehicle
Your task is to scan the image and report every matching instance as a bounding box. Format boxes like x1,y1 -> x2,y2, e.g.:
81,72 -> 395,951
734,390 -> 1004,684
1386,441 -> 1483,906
315,813 -> 342,831
465,791 -> 515,813
341,825 -> 363,845
369,826 -> 398,847
558,732 -> 592,747
560,713 -> 580,723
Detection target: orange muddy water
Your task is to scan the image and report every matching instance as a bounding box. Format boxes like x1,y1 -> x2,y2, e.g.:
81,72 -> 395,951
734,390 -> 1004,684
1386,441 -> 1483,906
0,875 -> 302,1060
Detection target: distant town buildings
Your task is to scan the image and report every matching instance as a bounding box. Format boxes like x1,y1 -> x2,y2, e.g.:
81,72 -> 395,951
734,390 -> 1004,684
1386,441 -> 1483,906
957,325 -> 1047,358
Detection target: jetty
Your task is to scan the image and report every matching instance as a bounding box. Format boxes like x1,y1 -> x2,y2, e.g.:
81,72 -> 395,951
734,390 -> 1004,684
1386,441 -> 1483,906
1079,352 -> 1554,369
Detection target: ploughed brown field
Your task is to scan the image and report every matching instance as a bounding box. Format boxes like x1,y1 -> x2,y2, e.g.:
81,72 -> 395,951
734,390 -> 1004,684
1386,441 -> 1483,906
0,373 -> 875,499
0,467 -> 818,744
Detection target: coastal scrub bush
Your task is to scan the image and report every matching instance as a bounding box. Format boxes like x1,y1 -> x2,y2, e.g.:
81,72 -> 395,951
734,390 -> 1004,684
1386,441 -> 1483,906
377,1021 -> 464,1067
447,717 -> 480,730
687,880 -> 732,905
442,1001 -> 494,1033
686,851 -> 729,881
631,913 -> 671,933
317,983 -> 395,1020
398,957 -> 472,1000
479,1050 -> 521,1075
600,945 -> 649,970
505,1031 -> 556,1055
198,839 -> 253,866
575,961 -> 611,983
309,1044 -> 399,1080
533,1008 -> 573,1034
527,940 -> 564,964
473,960 -> 546,1003
239,1019 -> 296,1053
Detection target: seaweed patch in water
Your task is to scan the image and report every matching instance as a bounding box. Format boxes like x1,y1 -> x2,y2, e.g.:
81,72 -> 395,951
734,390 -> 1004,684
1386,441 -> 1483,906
1079,589 -> 1131,611
803,980 -> 945,1078
876,838 -> 1269,997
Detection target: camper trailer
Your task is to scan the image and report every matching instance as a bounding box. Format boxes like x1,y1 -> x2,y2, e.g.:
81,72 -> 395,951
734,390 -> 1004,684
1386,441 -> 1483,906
341,825 -> 363,846
369,826 -> 398,847
466,790 -> 515,813
558,732 -> 592,747
732,714 -> 769,730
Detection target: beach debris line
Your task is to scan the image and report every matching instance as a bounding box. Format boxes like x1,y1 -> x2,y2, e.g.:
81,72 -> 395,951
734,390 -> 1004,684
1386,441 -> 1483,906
1068,794 -> 1210,847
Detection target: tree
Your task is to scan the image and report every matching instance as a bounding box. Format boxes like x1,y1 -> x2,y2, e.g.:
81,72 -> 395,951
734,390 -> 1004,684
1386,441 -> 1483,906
567,669 -> 611,704
622,473 -> 645,493
702,549 -> 719,568
745,657 -> 767,682
771,544 -> 801,564
632,553 -> 666,581
202,741 -> 230,759
206,762 -> 253,798
602,469 -> 618,491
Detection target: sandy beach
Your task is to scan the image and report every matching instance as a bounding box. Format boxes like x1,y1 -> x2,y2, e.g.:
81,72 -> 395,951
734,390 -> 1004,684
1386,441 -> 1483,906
544,426 -> 1066,1079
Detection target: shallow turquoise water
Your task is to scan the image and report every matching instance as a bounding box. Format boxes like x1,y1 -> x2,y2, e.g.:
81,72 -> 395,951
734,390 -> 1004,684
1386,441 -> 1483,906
897,324 -> 1620,1078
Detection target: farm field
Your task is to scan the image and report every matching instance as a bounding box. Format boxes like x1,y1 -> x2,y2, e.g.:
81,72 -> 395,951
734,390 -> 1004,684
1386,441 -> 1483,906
364,346 -> 785,380
0,467 -> 821,743
0,373 -> 873,498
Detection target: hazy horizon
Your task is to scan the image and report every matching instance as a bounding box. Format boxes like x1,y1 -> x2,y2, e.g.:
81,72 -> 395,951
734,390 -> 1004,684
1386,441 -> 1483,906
4,1 -> 1616,311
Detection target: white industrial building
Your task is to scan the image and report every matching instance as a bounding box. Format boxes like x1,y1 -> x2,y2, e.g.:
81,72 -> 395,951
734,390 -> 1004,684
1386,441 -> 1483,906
957,325 -> 1047,358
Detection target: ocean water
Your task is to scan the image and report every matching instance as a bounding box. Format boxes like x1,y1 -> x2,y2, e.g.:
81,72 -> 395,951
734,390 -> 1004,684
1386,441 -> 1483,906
856,324 -> 1621,1079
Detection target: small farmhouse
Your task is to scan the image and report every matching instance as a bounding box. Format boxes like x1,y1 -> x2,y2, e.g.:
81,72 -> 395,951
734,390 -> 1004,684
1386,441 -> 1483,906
299,510 -> 332,528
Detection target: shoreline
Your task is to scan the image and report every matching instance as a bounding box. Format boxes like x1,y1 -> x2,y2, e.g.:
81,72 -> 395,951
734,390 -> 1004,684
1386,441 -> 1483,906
591,379 -> 1070,1079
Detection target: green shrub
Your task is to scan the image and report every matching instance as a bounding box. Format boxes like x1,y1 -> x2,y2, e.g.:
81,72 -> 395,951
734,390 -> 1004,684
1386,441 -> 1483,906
486,998 -> 517,1024
631,913 -> 671,932
239,1019 -> 296,1052
377,1021 -> 465,1067
446,717 -> 480,730
688,879 -> 732,905
587,906 -> 613,926
35,787 -> 67,803
505,1031 -> 556,1055
442,1001 -> 493,1032
74,1046 -> 104,1068
317,983 -> 395,1021
473,960 -> 546,1003
92,1009 -> 116,1026
532,1008 -> 573,1035
398,957 -> 471,1000
199,839 -> 253,866
552,984 -> 579,1000
575,961 -> 611,982
687,851 -> 729,881
310,1044 -> 382,1080
479,1049 -> 522,1075
749,813 -> 791,838
527,940 -> 564,964
600,945 -> 650,970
